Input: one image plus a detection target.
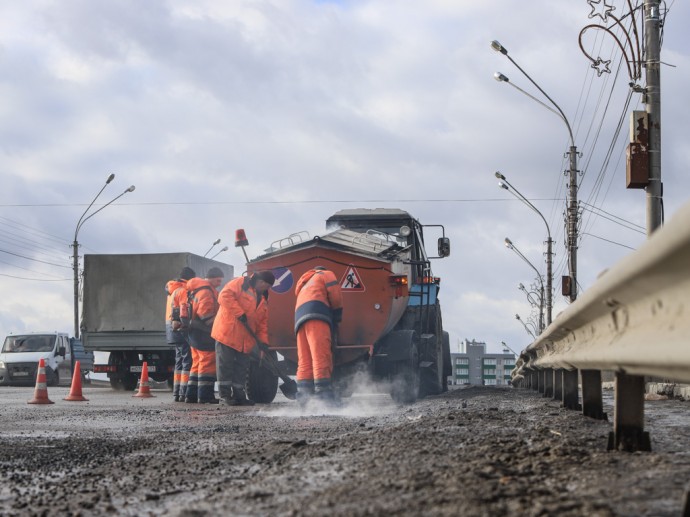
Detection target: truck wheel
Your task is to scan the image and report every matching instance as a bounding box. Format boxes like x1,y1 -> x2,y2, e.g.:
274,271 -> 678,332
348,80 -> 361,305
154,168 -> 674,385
121,375 -> 138,391
419,335 -> 444,398
246,354 -> 279,403
110,377 -> 124,391
46,367 -> 59,387
442,331 -> 451,392
390,343 -> 419,404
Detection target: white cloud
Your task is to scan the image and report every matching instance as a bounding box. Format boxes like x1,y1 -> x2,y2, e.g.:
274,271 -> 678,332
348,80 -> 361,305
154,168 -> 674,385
1,0 -> 689,354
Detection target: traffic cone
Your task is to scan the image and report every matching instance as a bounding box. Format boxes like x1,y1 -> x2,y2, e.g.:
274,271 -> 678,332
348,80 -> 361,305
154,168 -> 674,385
28,358 -> 54,405
64,360 -> 88,402
133,361 -> 155,398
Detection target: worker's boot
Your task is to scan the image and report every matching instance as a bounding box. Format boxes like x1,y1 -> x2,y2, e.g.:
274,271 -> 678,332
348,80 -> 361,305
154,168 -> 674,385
314,381 -> 341,408
296,380 -> 315,408
229,386 -> 255,406
184,384 -> 198,403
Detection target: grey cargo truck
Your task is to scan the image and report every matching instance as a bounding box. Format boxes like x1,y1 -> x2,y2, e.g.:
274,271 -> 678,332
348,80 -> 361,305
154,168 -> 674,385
81,253 -> 233,390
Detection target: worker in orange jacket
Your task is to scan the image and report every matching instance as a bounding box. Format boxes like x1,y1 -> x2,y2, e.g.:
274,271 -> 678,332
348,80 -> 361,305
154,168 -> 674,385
294,266 -> 343,404
165,266 -> 195,402
184,267 -> 225,404
212,271 -> 275,406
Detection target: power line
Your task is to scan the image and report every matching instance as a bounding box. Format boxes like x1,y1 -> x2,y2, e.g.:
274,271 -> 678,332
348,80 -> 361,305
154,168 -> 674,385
0,248 -> 72,269
0,273 -> 70,281
580,232 -> 636,250
0,198 -> 564,207
580,200 -> 645,231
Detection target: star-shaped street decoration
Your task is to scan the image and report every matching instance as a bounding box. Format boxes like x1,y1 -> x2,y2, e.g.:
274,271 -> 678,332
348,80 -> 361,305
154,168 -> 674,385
591,57 -> 612,76
587,0 -> 616,22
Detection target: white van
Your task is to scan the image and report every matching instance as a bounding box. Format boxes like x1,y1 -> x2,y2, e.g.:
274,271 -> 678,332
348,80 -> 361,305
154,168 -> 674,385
0,332 -> 94,386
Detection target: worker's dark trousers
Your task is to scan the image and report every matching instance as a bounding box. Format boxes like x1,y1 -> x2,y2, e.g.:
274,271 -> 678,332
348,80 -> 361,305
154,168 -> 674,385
216,342 -> 250,401
172,335 -> 191,400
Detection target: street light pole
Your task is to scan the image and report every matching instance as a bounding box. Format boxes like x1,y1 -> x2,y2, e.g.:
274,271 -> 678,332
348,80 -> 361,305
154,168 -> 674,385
496,171 -> 553,326
492,40 -> 579,303
210,246 -> 229,260
505,237 -> 545,334
515,314 -> 536,340
204,239 -> 221,258
72,180 -> 135,339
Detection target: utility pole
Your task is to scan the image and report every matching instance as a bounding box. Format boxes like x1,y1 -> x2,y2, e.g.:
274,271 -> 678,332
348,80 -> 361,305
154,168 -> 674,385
645,0 -> 662,234
567,145 -> 578,302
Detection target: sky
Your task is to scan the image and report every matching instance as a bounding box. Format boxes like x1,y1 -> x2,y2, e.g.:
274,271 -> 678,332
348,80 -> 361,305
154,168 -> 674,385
1,0 -> 689,354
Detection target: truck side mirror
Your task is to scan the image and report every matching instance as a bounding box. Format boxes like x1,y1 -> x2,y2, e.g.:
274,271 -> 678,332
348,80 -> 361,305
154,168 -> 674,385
438,237 -> 451,258
57,345 -> 66,357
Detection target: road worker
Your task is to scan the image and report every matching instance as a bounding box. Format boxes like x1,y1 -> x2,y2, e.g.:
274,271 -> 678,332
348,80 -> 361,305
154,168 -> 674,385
184,267 -> 225,404
212,271 -> 275,406
165,266 -> 196,402
294,266 -> 343,405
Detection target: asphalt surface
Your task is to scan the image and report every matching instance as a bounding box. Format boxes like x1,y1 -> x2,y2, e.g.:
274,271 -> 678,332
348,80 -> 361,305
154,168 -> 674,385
0,383 -> 689,516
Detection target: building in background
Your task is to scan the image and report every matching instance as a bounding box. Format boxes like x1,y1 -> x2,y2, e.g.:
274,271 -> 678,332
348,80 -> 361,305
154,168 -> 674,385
449,339 -> 515,386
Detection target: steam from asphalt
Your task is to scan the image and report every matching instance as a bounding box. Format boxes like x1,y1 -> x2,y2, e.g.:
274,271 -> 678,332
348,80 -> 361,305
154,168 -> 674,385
259,371 -> 401,418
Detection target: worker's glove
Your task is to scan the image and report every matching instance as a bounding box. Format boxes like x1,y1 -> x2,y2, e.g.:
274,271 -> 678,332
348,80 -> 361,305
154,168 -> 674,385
238,314 -> 248,324
249,342 -> 270,361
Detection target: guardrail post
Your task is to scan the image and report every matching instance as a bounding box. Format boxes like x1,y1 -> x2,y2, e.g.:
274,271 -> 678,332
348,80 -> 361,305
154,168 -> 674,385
607,372 -> 650,452
553,369 -> 563,400
537,370 -> 545,394
562,369 -> 581,410
543,368 -> 553,397
581,369 -> 607,420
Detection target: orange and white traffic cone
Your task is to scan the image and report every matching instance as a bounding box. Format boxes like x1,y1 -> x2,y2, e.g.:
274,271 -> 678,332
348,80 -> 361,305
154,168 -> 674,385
133,361 -> 155,398
28,358 -> 54,405
64,360 -> 88,402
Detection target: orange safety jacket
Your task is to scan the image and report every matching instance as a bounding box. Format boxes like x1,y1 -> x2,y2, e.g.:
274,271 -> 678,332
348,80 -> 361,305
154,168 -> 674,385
211,276 -> 269,354
165,279 -> 187,322
186,278 -> 219,324
294,269 -> 343,333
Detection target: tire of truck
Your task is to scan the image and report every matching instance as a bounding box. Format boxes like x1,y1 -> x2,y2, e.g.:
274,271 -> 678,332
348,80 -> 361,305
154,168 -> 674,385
46,367 -> 59,387
246,353 -> 279,404
419,304 -> 446,397
108,351 -> 139,391
390,339 -> 420,405
442,331 -> 451,393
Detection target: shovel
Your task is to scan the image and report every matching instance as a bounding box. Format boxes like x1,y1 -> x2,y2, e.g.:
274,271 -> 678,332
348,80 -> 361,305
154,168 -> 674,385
240,320 -> 298,400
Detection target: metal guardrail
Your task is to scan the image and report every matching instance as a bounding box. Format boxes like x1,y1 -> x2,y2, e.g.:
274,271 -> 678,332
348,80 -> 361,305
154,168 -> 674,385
511,199 -> 690,451
513,199 -> 690,381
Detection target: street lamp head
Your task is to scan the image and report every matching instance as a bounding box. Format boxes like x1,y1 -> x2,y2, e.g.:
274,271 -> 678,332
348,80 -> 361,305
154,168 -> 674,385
515,314 -> 521,320
126,185 -> 136,193
493,72 -> 509,83
498,181 -> 509,190
106,173 -> 115,184
518,283 -> 525,290
504,237 -> 513,249
494,171 -> 506,180
220,246 -> 229,252
213,238 -> 221,245
491,40 -> 508,55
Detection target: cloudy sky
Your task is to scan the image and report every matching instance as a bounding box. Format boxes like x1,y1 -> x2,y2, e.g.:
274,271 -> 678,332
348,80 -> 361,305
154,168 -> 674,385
1,0 -> 688,354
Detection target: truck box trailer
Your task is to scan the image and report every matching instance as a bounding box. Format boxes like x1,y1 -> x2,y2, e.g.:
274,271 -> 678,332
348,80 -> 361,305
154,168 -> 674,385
81,252 -> 233,390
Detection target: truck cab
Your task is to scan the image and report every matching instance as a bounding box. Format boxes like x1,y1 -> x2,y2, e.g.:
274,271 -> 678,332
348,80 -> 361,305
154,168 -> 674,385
0,332 -> 94,386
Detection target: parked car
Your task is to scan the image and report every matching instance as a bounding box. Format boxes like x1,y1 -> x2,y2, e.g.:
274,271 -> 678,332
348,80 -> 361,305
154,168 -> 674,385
0,332 -> 94,386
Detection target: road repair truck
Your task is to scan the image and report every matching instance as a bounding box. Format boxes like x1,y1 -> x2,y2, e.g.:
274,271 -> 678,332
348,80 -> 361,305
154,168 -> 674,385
243,208 -> 452,404
0,331 -> 94,386
81,253 -> 233,391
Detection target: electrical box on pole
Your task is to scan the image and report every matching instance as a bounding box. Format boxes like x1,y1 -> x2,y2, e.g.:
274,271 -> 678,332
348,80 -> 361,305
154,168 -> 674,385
626,110 -> 649,189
